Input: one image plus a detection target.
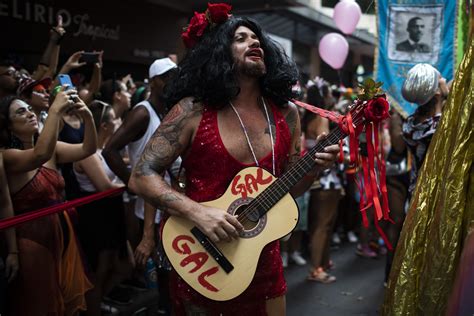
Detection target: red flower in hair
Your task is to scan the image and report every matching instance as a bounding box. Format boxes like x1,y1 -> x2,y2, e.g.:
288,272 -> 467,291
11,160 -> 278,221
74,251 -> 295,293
182,12 -> 209,48
181,3 -> 232,48
181,30 -> 197,49
207,3 -> 232,24
364,96 -> 390,122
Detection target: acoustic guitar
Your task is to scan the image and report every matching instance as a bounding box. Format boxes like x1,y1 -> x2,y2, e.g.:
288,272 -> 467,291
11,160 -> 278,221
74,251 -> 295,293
162,100 -> 369,301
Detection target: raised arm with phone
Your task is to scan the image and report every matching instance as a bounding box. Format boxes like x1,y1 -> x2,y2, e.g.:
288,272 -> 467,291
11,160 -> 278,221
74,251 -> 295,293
55,51 -> 103,104
79,52 -> 101,64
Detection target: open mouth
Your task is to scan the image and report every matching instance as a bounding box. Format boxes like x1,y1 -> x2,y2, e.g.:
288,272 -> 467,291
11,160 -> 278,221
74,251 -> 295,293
246,48 -> 264,60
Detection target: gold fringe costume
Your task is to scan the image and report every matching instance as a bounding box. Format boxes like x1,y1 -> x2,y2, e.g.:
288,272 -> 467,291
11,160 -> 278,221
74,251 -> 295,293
382,30 -> 474,315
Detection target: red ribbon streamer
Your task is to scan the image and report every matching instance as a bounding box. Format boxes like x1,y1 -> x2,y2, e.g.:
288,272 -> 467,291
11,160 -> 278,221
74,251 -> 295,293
293,99 -> 393,250
0,187 -> 125,231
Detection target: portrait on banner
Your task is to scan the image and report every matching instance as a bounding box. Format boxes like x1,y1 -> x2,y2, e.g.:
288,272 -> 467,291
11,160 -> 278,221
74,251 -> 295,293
387,5 -> 443,63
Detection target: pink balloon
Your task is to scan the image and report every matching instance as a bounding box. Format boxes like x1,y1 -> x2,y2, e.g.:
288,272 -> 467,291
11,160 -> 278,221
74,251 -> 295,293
333,0 -> 362,35
318,33 -> 349,70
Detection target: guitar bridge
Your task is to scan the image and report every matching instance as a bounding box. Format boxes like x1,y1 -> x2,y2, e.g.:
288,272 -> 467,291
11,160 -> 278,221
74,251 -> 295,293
191,227 -> 234,274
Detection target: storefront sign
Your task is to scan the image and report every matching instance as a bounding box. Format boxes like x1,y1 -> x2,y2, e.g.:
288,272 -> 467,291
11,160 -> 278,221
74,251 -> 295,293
0,0 -> 120,40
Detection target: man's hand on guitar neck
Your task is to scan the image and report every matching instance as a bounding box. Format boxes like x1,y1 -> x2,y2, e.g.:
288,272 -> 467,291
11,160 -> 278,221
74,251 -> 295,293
312,133 -> 340,175
191,205 -> 244,243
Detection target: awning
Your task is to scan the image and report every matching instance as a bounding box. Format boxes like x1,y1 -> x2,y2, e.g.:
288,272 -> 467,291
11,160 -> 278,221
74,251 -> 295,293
146,0 -> 302,13
147,0 -> 375,50
237,7 -> 375,47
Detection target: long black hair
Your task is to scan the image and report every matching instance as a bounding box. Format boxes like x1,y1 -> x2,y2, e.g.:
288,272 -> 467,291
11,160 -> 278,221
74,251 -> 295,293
0,95 -> 38,149
163,17 -> 299,109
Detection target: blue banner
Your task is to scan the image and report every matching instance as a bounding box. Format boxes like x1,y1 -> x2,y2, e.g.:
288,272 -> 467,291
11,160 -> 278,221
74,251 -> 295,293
375,0 -> 459,116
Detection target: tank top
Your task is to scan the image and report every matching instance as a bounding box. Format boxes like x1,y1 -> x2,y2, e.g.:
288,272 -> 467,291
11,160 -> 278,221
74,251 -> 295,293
128,101 -> 160,168
74,150 -> 118,192
171,101 -> 291,314
127,101 -> 164,223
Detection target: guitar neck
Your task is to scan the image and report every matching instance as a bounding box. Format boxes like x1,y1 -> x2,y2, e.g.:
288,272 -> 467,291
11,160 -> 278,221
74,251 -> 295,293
250,125 -> 347,215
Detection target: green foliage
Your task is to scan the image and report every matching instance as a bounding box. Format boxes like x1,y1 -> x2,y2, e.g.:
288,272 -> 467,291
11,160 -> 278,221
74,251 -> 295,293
357,78 -> 384,101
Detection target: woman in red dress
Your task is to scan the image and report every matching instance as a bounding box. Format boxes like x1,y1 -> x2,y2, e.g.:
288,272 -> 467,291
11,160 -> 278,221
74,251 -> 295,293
0,87 -> 96,315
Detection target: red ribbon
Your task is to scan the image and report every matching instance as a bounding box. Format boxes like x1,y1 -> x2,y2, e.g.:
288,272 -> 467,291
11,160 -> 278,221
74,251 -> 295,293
0,187 -> 125,231
293,99 -> 393,250
293,100 -> 344,124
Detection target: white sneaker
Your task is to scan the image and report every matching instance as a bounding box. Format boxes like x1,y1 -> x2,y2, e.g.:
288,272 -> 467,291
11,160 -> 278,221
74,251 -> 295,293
347,231 -> 358,243
332,233 -> 341,244
290,251 -> 307,265
281,251 -> 288,268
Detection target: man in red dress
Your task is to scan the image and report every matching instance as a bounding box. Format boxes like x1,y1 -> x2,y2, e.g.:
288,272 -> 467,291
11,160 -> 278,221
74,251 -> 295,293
129,5 -> 339,315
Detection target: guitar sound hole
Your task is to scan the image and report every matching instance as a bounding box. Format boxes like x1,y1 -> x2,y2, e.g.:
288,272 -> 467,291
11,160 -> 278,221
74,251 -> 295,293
228,198 -> 267,238
234,205 -> 259,231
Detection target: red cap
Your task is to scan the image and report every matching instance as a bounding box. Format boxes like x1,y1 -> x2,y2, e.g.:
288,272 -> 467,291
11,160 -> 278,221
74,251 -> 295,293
17,77 -> 52,96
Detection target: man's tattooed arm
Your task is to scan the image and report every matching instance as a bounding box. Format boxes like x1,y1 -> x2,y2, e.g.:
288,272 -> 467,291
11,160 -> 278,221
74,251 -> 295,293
129,98 -> 202,216
284,103 -> 301,169
285,103 -> 320,197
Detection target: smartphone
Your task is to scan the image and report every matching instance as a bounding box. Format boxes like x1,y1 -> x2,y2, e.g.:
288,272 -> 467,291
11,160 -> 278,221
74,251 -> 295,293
57,74 -> 74,90
79,52 -> 100,64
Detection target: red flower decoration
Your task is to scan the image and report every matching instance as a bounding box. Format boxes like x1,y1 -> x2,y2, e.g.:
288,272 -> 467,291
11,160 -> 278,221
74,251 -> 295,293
364,96 -> 390,122
182,12 -> 209,48
181,3 -> 232,48
207,3 -> 232,24
181,30 -> 197,49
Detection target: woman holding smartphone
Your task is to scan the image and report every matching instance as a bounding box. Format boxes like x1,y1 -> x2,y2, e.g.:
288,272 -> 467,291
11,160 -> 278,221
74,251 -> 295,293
0,87 -> 96,315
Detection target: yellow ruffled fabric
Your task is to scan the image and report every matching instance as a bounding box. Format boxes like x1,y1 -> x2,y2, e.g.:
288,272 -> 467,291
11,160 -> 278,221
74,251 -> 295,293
382,35 -> 474,314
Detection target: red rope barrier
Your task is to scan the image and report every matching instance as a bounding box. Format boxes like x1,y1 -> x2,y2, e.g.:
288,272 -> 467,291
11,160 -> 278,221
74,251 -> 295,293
0,187 -> 125,231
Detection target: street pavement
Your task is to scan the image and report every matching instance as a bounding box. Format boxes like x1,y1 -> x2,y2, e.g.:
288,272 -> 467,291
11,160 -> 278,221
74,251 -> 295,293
286,243 -> 386,316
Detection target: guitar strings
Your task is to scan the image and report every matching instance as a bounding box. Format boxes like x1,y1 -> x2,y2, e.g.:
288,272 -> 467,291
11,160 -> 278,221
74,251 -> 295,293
235,113 -> 365,227
252,113 -> 364,214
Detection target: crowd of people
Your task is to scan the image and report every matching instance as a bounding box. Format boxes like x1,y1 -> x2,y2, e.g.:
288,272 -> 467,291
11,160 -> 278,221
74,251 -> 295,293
0,3 -> 458,316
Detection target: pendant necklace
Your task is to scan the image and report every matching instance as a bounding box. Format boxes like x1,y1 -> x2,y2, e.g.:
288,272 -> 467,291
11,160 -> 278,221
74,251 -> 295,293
229,97 -> 275,174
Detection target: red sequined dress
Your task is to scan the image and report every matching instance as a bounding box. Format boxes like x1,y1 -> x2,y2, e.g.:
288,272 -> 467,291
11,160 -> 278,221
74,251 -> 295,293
8,167 -> 92,315
170,101 -> 292,315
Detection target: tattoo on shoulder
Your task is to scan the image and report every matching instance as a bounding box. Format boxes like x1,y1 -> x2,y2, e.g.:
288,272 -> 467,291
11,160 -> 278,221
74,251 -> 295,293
134,99 -> 202,177
284,107 -> 298,136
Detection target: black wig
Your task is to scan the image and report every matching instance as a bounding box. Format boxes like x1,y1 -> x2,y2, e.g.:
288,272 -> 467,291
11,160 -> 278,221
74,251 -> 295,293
163,17 -> 299,109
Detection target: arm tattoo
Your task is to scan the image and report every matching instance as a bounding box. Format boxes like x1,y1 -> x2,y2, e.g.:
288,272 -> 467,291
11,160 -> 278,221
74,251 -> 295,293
150,192 -> 183,212
134,99 -> 201,177
284,108 -> 298,136
288,136 -> 301,167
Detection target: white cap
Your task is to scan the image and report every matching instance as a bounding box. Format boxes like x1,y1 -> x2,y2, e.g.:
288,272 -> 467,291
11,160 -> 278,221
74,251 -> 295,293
149,58 -> 177,78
